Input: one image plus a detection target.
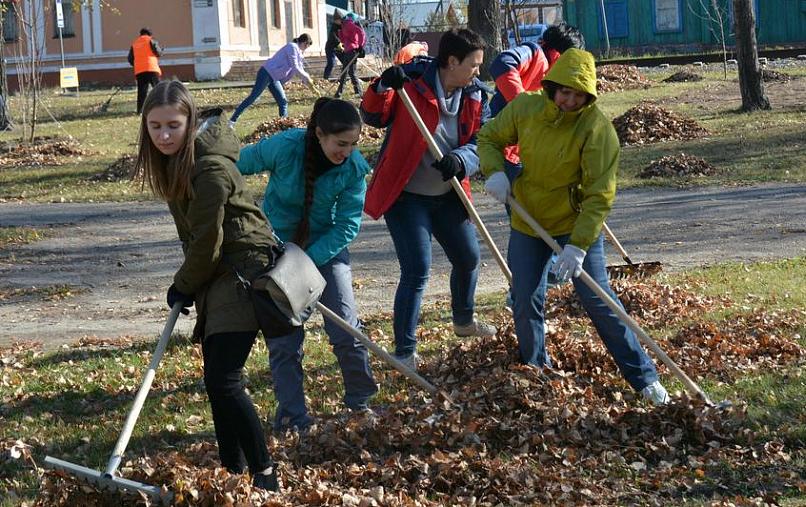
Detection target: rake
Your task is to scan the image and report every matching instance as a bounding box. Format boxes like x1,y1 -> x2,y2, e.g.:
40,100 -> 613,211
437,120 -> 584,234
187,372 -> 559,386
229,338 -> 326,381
602,222 -> 663,280
44,303 -> 183,504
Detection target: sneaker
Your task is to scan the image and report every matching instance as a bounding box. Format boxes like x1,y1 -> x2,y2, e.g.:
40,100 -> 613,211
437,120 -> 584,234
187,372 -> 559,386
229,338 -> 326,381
454,319 -> 497,338
227,119 -> 236,129
394,352 -> 419,371
252,465 -> 279,491
641,381 -> 670,406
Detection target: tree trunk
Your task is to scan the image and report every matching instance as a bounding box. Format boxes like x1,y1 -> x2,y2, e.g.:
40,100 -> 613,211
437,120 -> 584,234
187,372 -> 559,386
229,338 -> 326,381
468,0 -> 502,80
0,6 -> 11,130
732,0 -> 769,111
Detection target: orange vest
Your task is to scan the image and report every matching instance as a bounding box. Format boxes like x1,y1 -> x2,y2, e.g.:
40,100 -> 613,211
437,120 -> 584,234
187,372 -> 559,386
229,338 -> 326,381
132,35 -> 161,76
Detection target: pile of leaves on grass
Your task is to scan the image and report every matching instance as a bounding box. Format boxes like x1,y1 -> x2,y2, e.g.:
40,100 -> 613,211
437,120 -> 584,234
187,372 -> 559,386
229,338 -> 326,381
761,69 -> 792,82
244,116 -> 385,145
597,64 -> 653,93
613,103 -> 709,146
88,154 -> 138,182
638,153 -> 718,179
663,70 -> 704,83
12,278 -> 804,506
0,136 -> 89,168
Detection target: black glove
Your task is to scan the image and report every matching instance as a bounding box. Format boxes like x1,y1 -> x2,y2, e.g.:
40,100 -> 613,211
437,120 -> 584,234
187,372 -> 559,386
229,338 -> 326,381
167,284 -> 194,315
357,47 -> 366,58
379,65 -> 408,90
431,153 -> 465,182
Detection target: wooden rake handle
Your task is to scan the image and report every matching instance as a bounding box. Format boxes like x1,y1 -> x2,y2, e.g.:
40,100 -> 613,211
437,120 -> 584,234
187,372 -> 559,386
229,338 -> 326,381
315,302 -> 448,401
396,86 -> 513,284
508,197 -> 713,405
601,222 -> 634,265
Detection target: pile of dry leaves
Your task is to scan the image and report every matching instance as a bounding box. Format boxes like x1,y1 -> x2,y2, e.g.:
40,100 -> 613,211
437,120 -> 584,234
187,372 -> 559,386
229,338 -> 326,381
244,117 -> 385,146
612,103 -> 709,146
761,69 -> 792,82
597,65 -> 653,93
31,276 -> 805,506
663,70 -> 704,83
88,154 -> 138,182
0,136 -> 89,168
639,153 -> 718,179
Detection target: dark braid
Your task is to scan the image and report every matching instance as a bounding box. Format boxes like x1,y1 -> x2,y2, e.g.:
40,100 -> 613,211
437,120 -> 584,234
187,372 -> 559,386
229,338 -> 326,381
292,97 -> 362,246
293,99 -> 329,246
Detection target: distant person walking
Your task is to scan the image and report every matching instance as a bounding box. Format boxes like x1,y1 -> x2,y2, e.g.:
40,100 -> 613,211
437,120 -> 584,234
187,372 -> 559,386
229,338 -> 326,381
323,10 -> 344,79
128,28 -> 163,114
334,14 -> 366,98
230,34 -> 314,124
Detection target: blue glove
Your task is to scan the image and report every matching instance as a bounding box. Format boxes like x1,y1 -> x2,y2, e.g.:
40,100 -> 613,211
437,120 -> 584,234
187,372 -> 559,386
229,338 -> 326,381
167,284 -> 194,315
551,245 -> 586,282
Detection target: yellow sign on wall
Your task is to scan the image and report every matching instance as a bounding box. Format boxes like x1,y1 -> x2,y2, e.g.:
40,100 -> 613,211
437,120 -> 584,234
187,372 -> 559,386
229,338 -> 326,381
59,67 -> 79,89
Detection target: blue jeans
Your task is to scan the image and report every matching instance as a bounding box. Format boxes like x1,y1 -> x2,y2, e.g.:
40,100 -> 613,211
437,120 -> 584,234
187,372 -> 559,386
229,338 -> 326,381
231,67 -> 288,122
265,249 -> 377,431
384,191 -> 481,357
507,229 -> 659,391
323,48 -> 339,79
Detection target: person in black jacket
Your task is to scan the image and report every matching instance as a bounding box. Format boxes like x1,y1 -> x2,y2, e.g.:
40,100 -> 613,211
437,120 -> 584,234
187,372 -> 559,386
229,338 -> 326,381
323,10 -> 344,79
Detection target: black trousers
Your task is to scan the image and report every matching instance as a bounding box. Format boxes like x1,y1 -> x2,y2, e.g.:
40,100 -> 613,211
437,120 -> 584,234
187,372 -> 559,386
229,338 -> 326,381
135,72 -> 160,114
335,50 -> 362,97
202,331 -> 274,474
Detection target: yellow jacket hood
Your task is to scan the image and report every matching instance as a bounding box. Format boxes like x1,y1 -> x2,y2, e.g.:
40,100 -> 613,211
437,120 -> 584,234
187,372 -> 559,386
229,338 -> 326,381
542,48 -> 598,100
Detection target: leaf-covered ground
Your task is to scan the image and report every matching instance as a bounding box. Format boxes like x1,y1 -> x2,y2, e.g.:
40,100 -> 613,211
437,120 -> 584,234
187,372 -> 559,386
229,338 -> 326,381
2,273 -> 804,506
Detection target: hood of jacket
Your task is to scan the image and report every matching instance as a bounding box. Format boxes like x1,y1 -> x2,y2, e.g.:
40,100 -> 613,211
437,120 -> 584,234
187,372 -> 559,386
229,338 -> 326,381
194,108 -> 240,165
542,48 -> 598,100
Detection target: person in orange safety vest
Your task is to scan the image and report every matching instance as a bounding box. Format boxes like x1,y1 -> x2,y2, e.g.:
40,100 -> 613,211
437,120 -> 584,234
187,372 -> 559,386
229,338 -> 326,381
128,28 -> 163,114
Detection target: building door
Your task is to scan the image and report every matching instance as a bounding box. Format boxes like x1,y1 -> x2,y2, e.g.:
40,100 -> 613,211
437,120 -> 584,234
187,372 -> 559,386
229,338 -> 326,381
284,1 -> 294,42
257,0 -> 269,55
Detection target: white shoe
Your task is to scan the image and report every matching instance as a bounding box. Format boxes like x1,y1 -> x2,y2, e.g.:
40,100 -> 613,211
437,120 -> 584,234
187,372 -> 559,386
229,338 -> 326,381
641,381 -> 670,406
454,319 -> 497,338
394,352 -> 419,371
227,119 -> 236,129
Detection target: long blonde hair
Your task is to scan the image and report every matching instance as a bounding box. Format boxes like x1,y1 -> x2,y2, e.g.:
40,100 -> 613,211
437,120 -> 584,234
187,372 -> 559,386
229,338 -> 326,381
134,80 -> 198,202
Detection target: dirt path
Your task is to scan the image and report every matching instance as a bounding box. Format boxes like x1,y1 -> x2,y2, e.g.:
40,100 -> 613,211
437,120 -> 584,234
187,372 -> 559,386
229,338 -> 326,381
1,183 -> 805,347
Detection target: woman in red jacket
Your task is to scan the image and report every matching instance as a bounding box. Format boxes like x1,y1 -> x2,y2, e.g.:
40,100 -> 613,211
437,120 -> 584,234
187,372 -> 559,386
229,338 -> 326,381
359,29 -> 496,370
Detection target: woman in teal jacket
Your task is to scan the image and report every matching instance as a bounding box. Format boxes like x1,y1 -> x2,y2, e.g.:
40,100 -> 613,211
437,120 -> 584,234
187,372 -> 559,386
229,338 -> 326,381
237,98 -> 377,431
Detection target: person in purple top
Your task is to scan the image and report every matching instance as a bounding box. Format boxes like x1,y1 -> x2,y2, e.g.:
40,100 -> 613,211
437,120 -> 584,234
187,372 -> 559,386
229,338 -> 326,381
231,34 -> 314,123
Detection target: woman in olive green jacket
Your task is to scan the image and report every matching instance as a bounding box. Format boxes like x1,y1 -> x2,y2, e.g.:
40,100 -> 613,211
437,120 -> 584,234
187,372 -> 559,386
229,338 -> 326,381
135,80 -> 279,490
477,49 -> 669,405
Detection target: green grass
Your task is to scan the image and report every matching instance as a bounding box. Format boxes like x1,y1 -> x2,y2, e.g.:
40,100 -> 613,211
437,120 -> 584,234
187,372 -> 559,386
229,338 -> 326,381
1,258 -> 804,505
1,71 -> 804,203
0,227 -> 47,249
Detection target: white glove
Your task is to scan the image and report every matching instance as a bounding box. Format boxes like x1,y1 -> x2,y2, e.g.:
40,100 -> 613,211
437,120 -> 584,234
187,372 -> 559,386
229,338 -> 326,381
551,244 -> 586,282
484,172 -> 511,204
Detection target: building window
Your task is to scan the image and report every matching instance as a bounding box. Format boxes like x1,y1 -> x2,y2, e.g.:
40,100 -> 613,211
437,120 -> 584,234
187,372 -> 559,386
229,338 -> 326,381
232,0 -> 246,28
53,0 -> 76,38
653,0 -> 682,33
598,0 -> 629,39
302,0 -> 313,28
271,0 -> 281,28
2,4 -> 19,42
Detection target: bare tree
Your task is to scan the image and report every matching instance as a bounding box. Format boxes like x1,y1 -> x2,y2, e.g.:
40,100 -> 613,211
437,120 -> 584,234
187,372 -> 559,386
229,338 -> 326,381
0,1 -> 13,130
732,0 -> 769,111
9,0 -> 44,142
688,0 -> 729,79
468,0 -> 502,80
378,0 -> 409,62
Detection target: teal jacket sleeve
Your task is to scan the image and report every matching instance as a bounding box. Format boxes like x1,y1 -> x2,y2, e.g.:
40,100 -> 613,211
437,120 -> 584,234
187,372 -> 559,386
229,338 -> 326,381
236,134 -> 285,176
305,163 -> 368,266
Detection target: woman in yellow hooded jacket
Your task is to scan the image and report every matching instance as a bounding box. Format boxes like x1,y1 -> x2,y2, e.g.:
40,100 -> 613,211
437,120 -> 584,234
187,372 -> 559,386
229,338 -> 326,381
477,49 -> 669,405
